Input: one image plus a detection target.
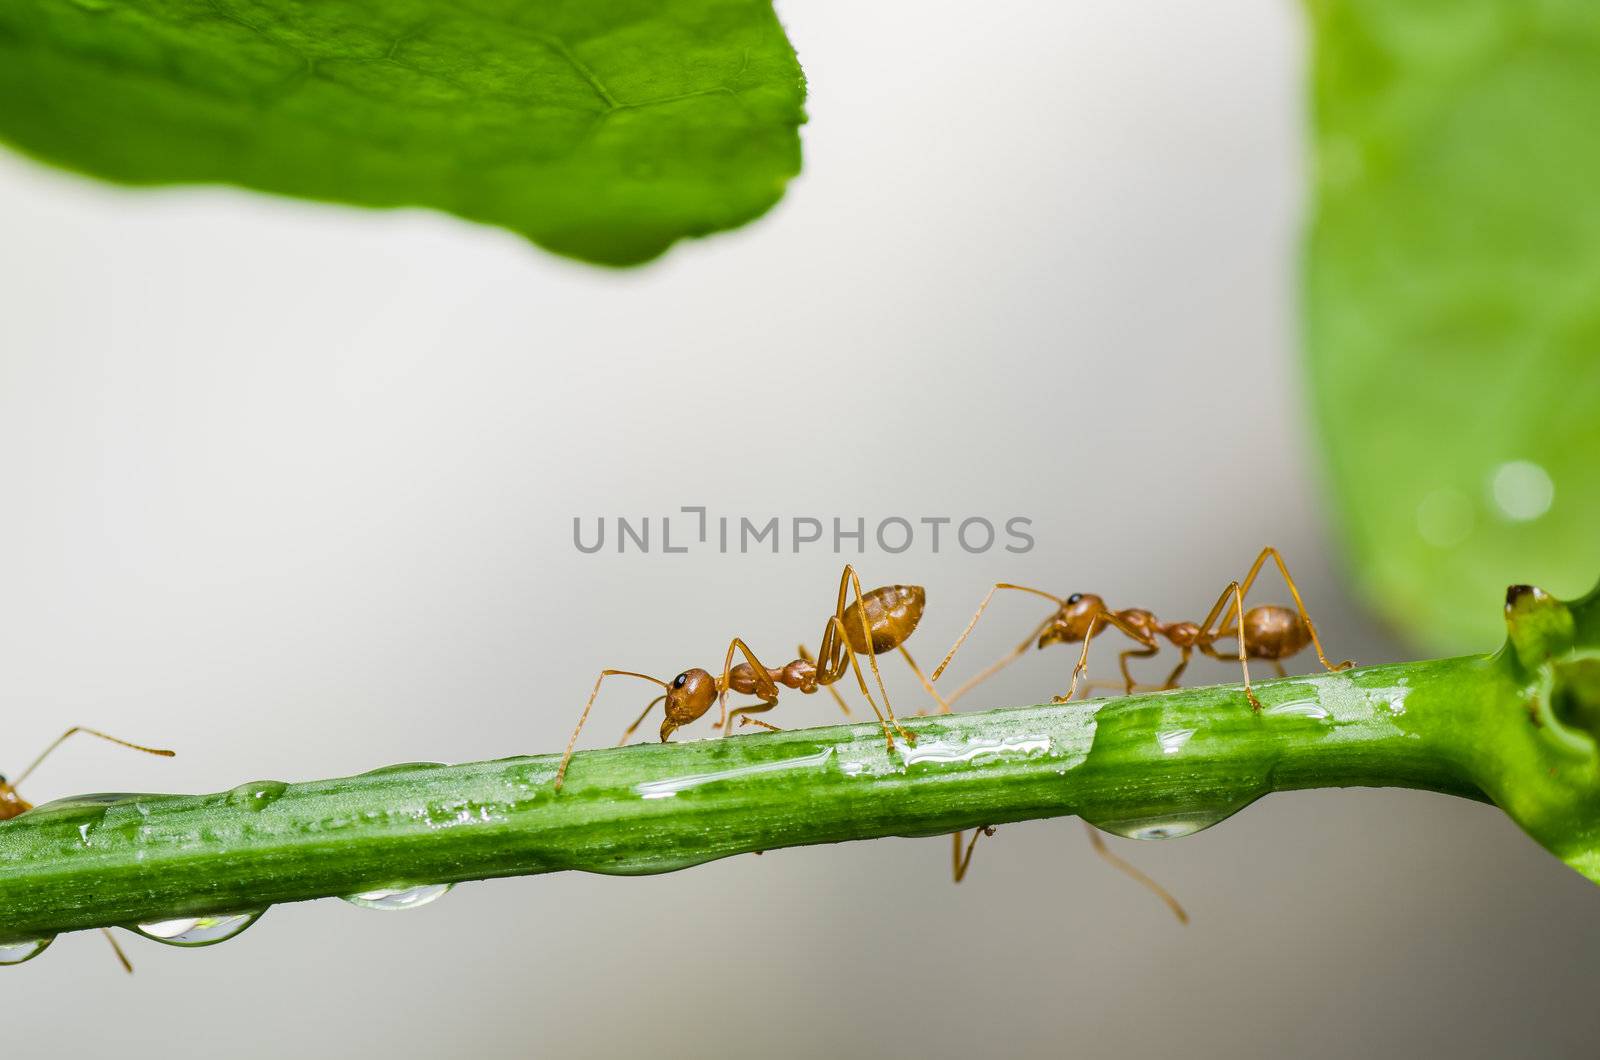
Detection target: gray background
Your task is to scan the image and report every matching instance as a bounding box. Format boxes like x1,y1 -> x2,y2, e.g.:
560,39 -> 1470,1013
1,1 -> 1595,1056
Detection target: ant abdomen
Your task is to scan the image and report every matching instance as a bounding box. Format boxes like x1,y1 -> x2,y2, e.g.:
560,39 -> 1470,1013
1239,606 -> 1311,660
841,585 -> 925,654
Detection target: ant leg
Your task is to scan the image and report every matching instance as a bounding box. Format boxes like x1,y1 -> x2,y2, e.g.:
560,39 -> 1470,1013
1239,547 -> 1355,673
1081,822 -> 1188,924
822,615 -> 906,750
1118,646 -> 1161,694
952,826 -> 995,883
729,698 -> 781,730
944,614 -> 1056,708
798,643 -> 852,718
1271,660 -> 1287,679
101,929 -> 133,974
1053,614 -> 1103,703
739,717 -> 784,733
1161,648 -> 1193,690
556,669 -> 669,791
838,566 -> 914,744
897,646 -> 950,715
615,695 -> 666,746
717,638 -> 783,739
1196,581 -> 1261,711
814,567 -> 915,743
810,572 -> 859,716
931,583 -> 1065,683
1195,576 -> 1240,642
1051,611 -> 1155,703
11,727 -> 175,789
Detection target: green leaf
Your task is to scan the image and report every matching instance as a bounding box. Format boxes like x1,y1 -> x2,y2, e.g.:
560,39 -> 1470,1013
0,0 -> 806,265
1305,0 -> 1600,652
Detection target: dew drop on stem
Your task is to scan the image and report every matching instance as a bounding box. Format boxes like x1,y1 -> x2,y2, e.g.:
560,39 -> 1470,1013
133,910 -> 266,946
0,937 -> 54,966
341,883 -> 453,910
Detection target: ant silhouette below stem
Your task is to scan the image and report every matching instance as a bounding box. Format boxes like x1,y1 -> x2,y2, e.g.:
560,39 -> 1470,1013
952,822 -> 1190,924
0,726 -> 176,973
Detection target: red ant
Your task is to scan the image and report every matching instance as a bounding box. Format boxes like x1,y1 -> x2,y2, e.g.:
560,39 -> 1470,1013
930,547 -> 1352,921
932,546 -> 1353,709
0,727 -> 176,972
554,566 -> 946,790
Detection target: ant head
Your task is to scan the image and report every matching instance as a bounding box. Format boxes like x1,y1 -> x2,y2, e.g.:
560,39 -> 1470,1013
661,668 -> 718,740
1037,593 -> 1106,648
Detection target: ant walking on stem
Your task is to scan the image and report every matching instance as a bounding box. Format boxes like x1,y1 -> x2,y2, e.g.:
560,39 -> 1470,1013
0,727 -> 176,972
554,566 -> 944,791
931,547 -> 1353,921
931,546 -> 1354,709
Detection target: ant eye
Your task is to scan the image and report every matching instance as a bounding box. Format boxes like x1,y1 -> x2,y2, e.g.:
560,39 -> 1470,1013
672,673 -> 688,689
1067,593 -> 1083,604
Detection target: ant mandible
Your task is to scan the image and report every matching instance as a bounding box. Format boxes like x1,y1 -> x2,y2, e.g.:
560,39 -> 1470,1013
0,726 -> 176,972
554,566 -> 938,791
932,546 -> 1354,711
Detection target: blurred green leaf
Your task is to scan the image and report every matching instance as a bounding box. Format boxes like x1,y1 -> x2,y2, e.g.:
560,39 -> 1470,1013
0,0 -> 805,265
1305,0 -> 1600,652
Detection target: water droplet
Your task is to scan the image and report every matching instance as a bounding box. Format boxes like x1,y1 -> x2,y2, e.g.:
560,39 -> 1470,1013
1416,487 -> 1474,547
360,762 -> 447,777
1265,700 -> 1330,719
635,747 -> 834,799
341,883 -> 452,910
1156,729 -> 1195,754
0,937 -> 54,966
27,792 -> 147,814
1490,460 -> 1554,522
133,911 -> 265,946
899,733 -> 1051,765
1088,809 -> 1234,841
227,780 -> 288,811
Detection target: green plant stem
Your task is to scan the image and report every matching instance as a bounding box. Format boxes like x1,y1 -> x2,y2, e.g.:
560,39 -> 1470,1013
0,655 -> 1553,944
2,583 -> 1598,945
